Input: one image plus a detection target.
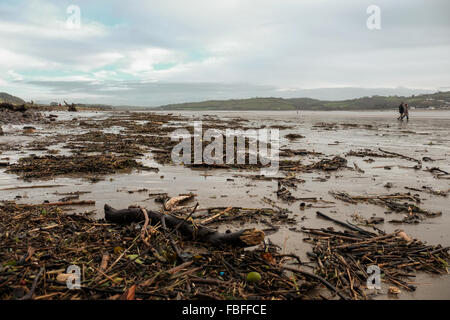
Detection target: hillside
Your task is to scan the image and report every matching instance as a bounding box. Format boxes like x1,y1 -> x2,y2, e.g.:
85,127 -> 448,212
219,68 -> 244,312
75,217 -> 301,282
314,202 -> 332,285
0,92 -> 25,105
157,91 -> 450,111
157,97 -> 297,111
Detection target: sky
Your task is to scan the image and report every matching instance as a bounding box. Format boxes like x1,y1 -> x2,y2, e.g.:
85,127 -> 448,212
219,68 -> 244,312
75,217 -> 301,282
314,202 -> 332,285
0,0 -> 449,106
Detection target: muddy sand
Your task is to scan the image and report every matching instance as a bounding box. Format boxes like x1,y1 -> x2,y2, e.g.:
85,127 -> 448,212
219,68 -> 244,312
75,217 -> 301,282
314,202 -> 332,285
1,109 -> 449,300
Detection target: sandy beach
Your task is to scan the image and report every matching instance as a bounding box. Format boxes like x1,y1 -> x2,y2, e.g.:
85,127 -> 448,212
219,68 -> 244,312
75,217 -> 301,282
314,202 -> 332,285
1,109 -> 449,299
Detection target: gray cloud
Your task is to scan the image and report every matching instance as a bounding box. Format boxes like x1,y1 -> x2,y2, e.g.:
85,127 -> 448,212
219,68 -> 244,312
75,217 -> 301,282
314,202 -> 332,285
0,0 -> 448,105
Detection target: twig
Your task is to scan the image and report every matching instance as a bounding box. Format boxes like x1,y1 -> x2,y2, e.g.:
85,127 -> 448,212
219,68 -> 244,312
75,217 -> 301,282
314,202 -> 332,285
140,207 -> 150,246
282,266 -> 348,300
200,206 -> 232,225
19,267 -> 44,300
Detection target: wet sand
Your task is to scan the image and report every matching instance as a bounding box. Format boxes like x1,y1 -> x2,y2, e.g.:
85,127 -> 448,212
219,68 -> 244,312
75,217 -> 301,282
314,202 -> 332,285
1,109 -> 449,299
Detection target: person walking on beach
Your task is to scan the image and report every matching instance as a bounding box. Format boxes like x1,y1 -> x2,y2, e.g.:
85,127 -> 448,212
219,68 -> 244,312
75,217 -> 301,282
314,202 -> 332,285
401,103 -> 409,121
397,102 -> 405,120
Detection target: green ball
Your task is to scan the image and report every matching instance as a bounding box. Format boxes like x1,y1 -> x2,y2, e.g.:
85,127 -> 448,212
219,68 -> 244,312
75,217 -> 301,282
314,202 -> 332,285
246,272 -> 261,283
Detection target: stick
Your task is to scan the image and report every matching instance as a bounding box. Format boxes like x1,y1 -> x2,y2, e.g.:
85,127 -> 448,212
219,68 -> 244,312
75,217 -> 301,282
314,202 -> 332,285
104,204 -> 265,247
316,211 -> 375,237
332,232 -> 399,249
170,202 -> 199,235
20,200 -> 95,208
140,208 -> 150,247
19,267 -> 44,300
200,206 -> 232,225
0,185 -> 67,191
378,148 -> 421,163
282,266 -> 348,300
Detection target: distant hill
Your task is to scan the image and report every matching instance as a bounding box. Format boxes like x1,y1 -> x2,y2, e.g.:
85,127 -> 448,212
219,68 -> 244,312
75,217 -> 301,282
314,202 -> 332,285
0,92 -> 25,105
157,91 -> 450,111
157,97 -> 295,111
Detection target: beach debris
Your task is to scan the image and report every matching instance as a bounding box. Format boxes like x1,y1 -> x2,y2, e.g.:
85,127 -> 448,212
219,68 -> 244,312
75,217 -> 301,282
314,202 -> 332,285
19,200 -> 95,208
64,100 -> 77,112
196,205 -> 294,226
246,272 -> 262,283
329,191 -> 441,223
280,156 -> 348,172
23,126 -> 36,134
307,156 -> 348,171
302,212 -> 450,299
277,183 -> 298,204
388,287 -> 401,295
104,204 -> 265,248
425,167 -> 450,179
353,162 -> 365,173
351,213 -> 384,226
0,103 -> 43,124
164,194 -> 195,211
384,182 -> 393,189
7,154 -> 158,180
346,149 -> 396,158
378,148 -> 422,164
404,186 -> 449,197
285,133 -> 305,141
0,201 -> 325,300
279,148 -> 322,157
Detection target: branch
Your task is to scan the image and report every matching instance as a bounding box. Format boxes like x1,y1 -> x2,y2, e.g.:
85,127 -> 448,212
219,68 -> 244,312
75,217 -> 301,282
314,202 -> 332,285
104,204 -> 265,248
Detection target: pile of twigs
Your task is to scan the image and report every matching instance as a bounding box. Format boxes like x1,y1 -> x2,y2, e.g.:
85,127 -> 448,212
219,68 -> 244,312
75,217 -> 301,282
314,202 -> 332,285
0,202 -> 321,300
329,191 -> 442,223
302,212 -> 449,299
7,154 -> 158,180
279,156 -> 348,172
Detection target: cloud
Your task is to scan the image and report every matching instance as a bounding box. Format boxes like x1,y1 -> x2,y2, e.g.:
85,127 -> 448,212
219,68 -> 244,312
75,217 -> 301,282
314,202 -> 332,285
0,0 -> 449,105
7,70 -> 24,81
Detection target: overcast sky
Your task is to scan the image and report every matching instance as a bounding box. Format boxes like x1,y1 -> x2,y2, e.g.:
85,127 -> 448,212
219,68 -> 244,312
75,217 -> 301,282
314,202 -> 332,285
0,0 -> 449,106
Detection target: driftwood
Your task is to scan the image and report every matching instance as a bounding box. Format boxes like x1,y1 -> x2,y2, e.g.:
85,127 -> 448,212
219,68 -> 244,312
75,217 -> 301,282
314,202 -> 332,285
19,200 -> 95,208
378,148 -> 421,163
104,204 -> 265,248
64,100 -> 77,112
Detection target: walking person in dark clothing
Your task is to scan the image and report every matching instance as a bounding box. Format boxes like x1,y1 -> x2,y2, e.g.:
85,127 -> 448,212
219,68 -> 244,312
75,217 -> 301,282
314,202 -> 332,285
397,102 -> 405,120
401,103 -> 409,121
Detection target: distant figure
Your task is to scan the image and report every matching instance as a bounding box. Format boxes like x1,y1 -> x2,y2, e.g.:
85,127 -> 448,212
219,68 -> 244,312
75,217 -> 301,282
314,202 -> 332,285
401,103 -> 409,121
397,102 -> 405,120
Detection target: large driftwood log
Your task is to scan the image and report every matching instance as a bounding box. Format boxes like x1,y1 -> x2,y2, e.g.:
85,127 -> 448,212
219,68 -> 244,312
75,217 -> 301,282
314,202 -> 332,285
104,204 -> 265,248
64,100 -> 77,112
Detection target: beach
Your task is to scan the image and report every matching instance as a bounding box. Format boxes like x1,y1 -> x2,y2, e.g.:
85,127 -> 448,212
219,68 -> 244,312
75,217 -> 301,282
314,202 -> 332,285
1,109 -> 449,299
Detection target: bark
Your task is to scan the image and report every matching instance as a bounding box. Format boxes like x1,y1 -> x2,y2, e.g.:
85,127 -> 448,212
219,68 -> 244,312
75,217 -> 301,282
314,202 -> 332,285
104,204 -> 265,248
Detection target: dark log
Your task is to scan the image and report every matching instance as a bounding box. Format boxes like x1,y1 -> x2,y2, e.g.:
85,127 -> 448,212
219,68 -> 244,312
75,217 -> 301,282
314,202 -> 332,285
104,204 -> 265,248
64,100 -> 78,112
